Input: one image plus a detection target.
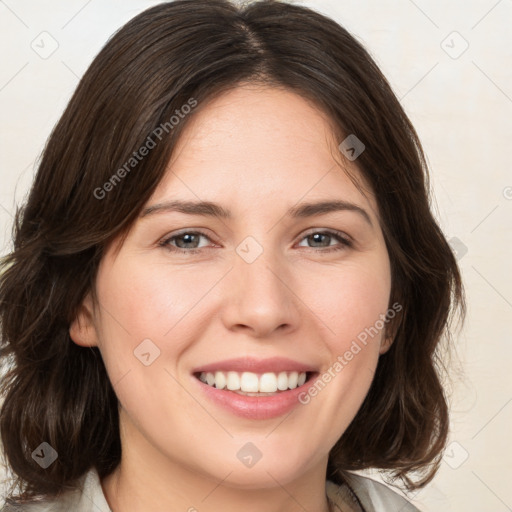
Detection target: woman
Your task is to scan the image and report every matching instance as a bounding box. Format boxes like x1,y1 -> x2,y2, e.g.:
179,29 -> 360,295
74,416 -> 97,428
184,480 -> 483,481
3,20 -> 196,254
0,0 -> 464,510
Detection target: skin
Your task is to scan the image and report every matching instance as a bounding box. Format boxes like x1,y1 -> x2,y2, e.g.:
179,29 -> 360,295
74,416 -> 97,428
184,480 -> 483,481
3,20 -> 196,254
70,85 -> 393,512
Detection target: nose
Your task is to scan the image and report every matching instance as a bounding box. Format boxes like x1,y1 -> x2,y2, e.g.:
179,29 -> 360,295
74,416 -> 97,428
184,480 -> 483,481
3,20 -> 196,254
220,247 -> 302,339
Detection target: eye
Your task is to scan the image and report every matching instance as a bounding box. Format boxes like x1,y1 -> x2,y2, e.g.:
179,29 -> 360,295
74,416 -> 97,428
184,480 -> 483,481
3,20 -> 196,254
159,230 -> 214,254
296,229 -> 352,253
159,229 -> 352,255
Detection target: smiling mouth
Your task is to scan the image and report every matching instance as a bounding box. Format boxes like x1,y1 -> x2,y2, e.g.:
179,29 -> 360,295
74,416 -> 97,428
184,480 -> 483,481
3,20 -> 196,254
193,370 -> 316,396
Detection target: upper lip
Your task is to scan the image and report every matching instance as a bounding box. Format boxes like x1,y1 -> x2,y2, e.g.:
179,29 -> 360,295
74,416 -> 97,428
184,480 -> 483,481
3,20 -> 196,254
192,357 -> 318,375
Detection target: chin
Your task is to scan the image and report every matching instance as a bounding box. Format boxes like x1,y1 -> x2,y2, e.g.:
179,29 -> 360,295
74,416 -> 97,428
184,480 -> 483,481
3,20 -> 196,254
202,441 -> 320,490
215,462 -> 311,490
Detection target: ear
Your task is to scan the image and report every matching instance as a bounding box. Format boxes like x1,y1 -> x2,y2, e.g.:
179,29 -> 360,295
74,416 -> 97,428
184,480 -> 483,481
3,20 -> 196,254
379,312 -> 401,355
379,334 -> 394,355
69,292 -> 99,347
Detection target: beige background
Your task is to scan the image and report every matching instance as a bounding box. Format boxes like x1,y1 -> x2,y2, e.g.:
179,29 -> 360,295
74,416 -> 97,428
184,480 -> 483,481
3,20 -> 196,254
0,0 -> 511,510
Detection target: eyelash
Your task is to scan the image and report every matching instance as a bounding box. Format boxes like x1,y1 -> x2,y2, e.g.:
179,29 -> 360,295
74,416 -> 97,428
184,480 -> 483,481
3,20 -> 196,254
159,229 -> 353,255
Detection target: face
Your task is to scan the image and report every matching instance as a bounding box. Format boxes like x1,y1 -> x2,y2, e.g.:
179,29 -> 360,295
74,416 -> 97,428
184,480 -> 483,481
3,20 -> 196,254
71,85 -> 392,489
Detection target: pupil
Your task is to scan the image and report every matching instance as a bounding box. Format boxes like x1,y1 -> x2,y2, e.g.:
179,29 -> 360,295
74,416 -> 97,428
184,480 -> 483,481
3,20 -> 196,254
310,233 -> 328,247
178,234 -> 198,248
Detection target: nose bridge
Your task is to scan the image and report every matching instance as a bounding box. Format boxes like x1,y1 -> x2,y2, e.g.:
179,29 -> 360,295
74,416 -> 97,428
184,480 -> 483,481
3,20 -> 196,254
223,239 -> 300,336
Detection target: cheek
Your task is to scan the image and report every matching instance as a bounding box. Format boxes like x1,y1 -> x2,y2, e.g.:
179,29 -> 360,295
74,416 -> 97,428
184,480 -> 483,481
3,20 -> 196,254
92,258 -> 203,424
313,258 -> 391,350
292,260 -> 391,450
324,262 -> 390,414
95,255 -> 209,354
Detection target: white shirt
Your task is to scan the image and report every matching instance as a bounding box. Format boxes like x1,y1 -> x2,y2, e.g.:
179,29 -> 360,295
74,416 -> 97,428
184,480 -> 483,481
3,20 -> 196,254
2,467 -> 420,511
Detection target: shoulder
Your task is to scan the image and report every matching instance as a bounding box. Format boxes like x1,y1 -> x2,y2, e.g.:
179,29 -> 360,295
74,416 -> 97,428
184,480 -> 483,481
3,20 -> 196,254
327,472 -> 421,512
1,468 -> 111,512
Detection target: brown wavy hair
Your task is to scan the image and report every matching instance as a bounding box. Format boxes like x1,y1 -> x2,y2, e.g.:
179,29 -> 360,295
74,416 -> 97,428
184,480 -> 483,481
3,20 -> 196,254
0,0 -> 465,504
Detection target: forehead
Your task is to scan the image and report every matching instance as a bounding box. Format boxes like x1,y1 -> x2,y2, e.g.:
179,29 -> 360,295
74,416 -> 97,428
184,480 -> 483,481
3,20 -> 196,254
150,85 -> 377,218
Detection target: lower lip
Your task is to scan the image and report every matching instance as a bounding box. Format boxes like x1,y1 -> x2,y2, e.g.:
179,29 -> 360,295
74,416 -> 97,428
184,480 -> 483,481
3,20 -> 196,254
193,373 -> 319,420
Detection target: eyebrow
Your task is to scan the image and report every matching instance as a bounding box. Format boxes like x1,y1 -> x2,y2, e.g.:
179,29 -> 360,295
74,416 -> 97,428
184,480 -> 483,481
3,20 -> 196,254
140,199 -> 372,226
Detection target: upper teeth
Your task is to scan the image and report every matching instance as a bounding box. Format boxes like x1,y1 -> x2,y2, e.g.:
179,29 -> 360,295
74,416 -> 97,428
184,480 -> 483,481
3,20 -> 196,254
198,371 -> 307,392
